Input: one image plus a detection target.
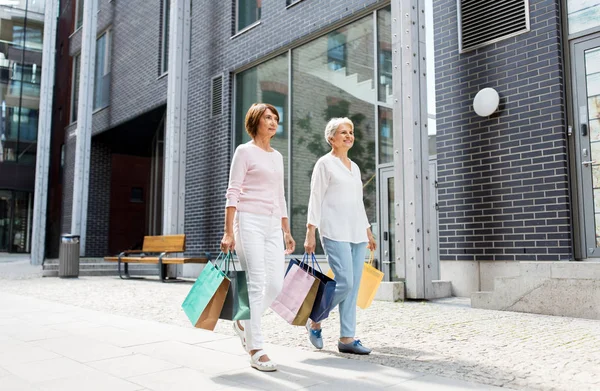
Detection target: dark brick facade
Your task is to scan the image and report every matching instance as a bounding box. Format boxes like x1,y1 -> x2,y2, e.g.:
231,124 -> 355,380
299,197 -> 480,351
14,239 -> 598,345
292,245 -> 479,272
433,0 -> 571,261
85,141 -> 111,256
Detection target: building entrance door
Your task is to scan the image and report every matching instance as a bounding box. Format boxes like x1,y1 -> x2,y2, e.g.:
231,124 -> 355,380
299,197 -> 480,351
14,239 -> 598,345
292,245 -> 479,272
379,162 -> 439,283
0,191 -> 12,252
379,167 -> 396,281
573,36 -> 600,258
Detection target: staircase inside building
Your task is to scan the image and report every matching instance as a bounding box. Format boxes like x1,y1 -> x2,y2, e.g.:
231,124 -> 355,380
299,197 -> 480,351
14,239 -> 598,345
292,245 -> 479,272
306,64 -> 394,104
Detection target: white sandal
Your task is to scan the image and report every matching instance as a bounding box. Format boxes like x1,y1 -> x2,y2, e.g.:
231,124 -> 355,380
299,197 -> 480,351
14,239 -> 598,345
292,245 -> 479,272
250,350 -> 277,372
233,321 -> 247,351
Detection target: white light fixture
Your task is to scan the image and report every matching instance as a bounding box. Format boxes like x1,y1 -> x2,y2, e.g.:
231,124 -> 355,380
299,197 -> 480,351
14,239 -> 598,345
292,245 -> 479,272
473,87 -> 500,117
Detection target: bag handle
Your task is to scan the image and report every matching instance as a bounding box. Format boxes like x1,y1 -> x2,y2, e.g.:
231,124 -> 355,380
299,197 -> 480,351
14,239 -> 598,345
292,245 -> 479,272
367,250 -> 375,266
215,251 -> 233,272
225,251 -> 238,273
310,253 -> 323,274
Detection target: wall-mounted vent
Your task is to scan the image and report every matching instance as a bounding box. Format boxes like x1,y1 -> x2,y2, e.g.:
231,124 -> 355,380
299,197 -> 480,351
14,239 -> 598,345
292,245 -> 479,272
211,75 -> 223,117
458,0 -> 530,53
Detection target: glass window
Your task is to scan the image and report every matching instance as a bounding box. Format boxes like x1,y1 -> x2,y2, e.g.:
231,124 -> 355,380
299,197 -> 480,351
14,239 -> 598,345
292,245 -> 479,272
237,0 -> 261,32
327,32 -> 346,71
0,191 -> 12,252
291,15 -> 376,254
235,53 -> 289,192
11,191 -> 32,253
378,106 -> 393,164
161,0 -> 170,73
94,32 -> 110,110
568,0 -> 600,35
0,6 -> 44,165
76,0 -> 84,30
13,24 -> 43,51
71,54 -> 80,122
377,5 -> 392,104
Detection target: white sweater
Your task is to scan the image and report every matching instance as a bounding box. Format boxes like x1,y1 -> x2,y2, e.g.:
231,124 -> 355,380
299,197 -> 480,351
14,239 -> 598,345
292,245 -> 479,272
307,152 -> 370,243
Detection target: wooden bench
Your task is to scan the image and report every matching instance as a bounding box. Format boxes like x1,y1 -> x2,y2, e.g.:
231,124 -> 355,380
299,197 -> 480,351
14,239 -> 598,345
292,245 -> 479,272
104,234 -> 208,282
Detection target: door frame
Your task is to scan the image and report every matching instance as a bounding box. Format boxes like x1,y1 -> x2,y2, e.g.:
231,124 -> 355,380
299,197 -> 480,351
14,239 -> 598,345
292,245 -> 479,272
570,32 -> 600,259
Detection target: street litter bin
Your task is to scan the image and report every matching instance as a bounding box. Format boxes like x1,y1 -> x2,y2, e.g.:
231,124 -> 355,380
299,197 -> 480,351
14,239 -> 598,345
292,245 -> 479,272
59,234 -> 80,278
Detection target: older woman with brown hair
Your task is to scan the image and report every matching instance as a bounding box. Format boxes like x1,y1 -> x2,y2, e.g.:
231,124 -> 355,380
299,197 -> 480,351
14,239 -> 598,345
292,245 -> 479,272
304,117 -> 376,355
221,103 -> 295,372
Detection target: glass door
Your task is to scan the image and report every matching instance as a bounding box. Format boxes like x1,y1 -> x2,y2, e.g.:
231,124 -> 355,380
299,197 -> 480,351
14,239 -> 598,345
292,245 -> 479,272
573,36 -> 600,258
0,191 -> 13,252
379,167 -> 396,281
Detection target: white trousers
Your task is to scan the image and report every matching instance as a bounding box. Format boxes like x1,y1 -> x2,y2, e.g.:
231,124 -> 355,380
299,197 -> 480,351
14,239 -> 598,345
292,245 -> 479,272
234,211 -> 284,351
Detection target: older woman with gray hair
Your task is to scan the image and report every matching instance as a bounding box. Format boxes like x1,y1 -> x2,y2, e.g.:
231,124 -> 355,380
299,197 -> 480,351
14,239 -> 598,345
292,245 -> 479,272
304,117 -> 377,355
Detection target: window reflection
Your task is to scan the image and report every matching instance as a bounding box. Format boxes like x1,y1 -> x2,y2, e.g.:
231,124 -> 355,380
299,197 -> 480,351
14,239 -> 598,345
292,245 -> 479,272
292,15 -> 376,254
0,4 -> 44,164
568,0 -> 600,35
235,53 -> 289,200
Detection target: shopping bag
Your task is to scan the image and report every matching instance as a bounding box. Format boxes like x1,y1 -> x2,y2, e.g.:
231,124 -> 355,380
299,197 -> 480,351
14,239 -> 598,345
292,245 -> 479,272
219,252 -> 251,321
181,254 -> 230,330
357,252 -> 384,309
270,262 -> 318,326
287,253 -> 336,323
326,251 -> 383,309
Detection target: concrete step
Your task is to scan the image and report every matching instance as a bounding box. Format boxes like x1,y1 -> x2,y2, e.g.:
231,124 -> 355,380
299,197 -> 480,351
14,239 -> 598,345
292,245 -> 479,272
42,257 -> 159,278
42,268 -> 160,277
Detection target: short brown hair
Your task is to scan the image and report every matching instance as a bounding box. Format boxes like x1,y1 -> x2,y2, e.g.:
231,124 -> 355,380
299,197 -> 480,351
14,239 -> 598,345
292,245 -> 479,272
245,103 -> 279,138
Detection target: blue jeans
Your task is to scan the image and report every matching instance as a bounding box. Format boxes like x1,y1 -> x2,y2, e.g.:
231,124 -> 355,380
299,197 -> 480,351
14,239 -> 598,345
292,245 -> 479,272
322,237 -> 367,338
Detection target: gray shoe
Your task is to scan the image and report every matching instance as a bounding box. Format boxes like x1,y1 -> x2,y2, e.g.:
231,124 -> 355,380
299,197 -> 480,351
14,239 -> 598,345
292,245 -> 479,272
338,339 -> 372,355
305,320 -> 323,349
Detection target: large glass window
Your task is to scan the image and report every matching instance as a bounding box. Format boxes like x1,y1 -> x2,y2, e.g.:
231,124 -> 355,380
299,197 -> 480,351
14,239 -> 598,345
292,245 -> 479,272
568,0 -> 600,35
233,10 -> 394,256
291,15 -> 376,254
235,53 -> 289,196
0,4 -> 44,164
94,31 -> 111,110
237,0 -> 261,32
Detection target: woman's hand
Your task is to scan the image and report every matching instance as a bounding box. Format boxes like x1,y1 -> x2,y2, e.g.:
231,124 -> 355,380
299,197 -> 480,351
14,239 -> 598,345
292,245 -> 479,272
367,229 -> 377,251
284,232 -> 295,255
304,231 -> 316,254
220,232 -> 235,253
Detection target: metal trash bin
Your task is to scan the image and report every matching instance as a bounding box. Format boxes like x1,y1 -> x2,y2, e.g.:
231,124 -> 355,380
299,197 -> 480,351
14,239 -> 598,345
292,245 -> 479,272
59,234 -> 80,278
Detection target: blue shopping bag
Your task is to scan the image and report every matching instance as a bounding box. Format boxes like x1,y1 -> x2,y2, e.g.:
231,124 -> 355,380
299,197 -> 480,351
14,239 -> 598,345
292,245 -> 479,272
181,253 -> 230,330
286,253 -> 336,323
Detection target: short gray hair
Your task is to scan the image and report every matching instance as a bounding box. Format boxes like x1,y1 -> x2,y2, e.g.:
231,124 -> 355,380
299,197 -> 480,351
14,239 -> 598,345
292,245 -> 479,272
324,117 -> 354,146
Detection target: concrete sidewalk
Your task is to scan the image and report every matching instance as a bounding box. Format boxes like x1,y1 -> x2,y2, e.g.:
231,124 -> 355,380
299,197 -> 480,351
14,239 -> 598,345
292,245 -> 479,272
0,293 -> 505,391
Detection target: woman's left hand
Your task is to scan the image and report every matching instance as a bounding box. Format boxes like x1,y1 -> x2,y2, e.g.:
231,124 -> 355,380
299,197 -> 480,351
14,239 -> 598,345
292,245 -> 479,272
284,232 -> 296,255
367,230 -> 377,251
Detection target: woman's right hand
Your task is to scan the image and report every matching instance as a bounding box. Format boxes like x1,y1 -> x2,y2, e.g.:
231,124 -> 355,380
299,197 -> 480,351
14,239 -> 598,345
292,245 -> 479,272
304,233 -> 316,254
220,232 -> 235,253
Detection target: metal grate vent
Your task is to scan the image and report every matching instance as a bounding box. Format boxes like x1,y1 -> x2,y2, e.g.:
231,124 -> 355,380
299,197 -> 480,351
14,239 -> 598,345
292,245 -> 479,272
458,0 -> 530,53
211,75 -> 223,117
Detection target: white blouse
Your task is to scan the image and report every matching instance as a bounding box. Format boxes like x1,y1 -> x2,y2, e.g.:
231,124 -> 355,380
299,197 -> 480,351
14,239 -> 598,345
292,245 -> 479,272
307,152 -> 370,243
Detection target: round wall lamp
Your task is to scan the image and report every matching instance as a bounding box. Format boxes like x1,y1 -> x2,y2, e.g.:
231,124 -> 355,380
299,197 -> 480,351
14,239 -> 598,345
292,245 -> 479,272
473,87 -> 500,117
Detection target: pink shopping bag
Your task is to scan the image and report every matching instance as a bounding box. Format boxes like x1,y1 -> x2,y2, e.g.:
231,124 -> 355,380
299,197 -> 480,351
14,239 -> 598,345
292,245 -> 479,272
270,263 -> 318,325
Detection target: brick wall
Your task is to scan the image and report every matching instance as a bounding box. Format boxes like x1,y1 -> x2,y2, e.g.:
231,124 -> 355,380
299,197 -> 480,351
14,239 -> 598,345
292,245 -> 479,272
85,140 -> 111,256
433,0 -> 571,261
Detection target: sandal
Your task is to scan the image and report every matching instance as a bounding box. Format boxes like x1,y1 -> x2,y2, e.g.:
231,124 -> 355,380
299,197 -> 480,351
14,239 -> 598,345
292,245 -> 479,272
233,321 -> 247,351
250,350 -> 277,372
